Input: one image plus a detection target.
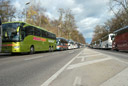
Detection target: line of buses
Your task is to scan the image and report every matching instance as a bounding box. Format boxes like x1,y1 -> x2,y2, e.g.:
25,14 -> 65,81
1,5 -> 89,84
90,26 -> 128,51
0,21 -> 84,54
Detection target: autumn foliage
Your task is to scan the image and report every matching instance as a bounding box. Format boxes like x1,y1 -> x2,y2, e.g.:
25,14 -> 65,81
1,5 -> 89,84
25,3 -> 86,44
0,0 -> 85,44
92,0 -> 128,43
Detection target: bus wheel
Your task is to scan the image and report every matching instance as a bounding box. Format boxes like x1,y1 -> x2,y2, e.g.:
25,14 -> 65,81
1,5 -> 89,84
51,47 -> 54,52
11,53 -> 16,55
61,48 -> 63,51
49,47 -> 51,52
30,46 -> 34,54
115,45 -> 119,51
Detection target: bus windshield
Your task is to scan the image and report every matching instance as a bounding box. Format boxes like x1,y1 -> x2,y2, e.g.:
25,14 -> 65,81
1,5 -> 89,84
110,34 -> 115,40
2,23 -> 20,42
56,39 -> 60,45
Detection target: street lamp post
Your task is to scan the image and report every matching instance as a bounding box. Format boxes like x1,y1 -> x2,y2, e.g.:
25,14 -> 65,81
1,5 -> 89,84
25,2 -> 30,22
58,24 -> 61,37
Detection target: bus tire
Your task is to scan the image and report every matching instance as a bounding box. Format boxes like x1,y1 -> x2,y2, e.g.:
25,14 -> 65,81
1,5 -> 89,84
51,46 -> 54,52
115,45 -> 119,51
30,46 -> 34,54
49,46 -> 51,52
11,53 -> 16,55
106,44 -> 108,49
61,47 -> 63,51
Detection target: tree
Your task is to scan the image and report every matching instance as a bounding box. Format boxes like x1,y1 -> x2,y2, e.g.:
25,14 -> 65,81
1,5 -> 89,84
92,25 -> 108,42
50,8 -> 86,44
0,0 -> 16,22
110,0 -> 128,14
63,9 -> 77,39
25,2 -> 47,27
92,0 -> 128,43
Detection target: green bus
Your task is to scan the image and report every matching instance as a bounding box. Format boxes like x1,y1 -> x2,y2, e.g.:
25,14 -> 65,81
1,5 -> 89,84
1,21 -> 56,54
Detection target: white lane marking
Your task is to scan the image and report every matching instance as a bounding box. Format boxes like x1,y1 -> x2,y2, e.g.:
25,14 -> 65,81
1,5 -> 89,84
40,49 -> 84,86
81,57 -> 85,62
67,58 -> 112,70
76,56 -> 84,59
108,56 -> 128,64
76,56 -> 86,62
100,67 -> 128,86
81,53 -> 101,55
73,76 -> 82,86
84,54 -> 103,57
77,54 -> 104,62
24,56 -> 43,61
76,54 -> 103,59
98,53 -> 128,65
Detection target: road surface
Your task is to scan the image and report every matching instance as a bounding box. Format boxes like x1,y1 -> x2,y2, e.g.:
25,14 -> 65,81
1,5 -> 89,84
0,48 -> 128,86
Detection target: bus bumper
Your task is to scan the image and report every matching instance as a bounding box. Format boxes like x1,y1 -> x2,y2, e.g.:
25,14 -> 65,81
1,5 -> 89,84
2,42 -> 21,53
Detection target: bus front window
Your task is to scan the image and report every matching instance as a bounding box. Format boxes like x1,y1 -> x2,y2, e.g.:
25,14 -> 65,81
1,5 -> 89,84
2,23 -> 20,42
57,41 -> 60,45
110,35 -> 115,41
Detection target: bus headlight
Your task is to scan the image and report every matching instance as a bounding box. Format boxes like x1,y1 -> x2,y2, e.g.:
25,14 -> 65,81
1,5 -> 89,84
14,46 -> 20,48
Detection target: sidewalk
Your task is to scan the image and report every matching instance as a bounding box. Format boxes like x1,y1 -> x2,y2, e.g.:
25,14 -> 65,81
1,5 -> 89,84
43,48 -> 128,86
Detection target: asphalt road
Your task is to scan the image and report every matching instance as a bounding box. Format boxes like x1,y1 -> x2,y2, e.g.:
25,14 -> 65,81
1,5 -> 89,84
1,48 -> 128,86
0,49 -> 83,86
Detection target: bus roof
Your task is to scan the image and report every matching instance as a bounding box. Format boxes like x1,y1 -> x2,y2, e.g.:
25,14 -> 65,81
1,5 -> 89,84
56,37 -> 67,40
3,21 -> 55,35
101,33 -> 114,39
114,26 -> 128,33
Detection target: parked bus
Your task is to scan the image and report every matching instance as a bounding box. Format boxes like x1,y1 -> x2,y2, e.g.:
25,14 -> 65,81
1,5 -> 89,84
100,33 -> 115,49
77,42 -> 82,48
91,41 -> 99,49
1,21 -> 56,54
91,41 -> 96,48
94,40 -> 101,49
112,26 -> 128,51
67,40 -> 75,49
56,37 -> 68,50
0,17 -> 2,52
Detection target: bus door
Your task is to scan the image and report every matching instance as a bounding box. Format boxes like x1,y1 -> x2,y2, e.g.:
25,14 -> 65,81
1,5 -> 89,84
0,17 -> 2,52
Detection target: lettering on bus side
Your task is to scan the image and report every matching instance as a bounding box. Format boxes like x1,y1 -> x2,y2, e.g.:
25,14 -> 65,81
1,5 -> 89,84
33,37 -> 46,42
48,40 -> 55,43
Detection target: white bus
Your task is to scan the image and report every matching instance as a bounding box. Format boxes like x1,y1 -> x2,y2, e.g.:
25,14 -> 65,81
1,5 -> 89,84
0,17 -> 2,52
67,40 -> 75,49
101,33 -> 115,49
94,39 -> 102,49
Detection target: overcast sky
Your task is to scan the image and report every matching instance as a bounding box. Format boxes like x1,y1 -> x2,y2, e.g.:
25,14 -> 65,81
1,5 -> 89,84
12,0 -> 114,43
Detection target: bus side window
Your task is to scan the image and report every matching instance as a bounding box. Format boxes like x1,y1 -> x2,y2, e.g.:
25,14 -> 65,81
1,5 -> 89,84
25,26 -> 34,36
61,43 -> 63,46
21,27 -> 25,41
34,27 -> 41,37
47,32 -> 50,38
42,30 -> 47,37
